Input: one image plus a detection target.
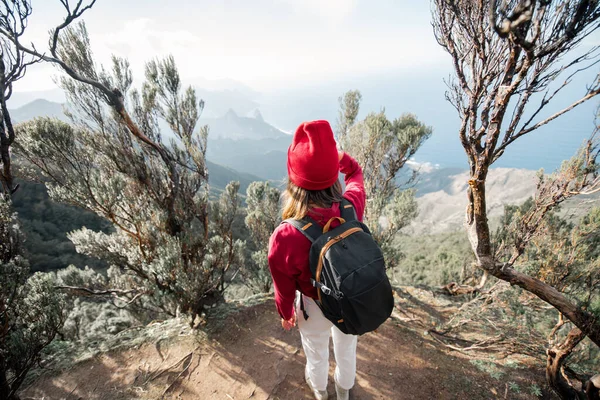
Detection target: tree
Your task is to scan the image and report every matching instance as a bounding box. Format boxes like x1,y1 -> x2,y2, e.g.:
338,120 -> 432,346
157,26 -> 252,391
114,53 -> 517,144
0,2 -> 84,398
9,4 -> 244,321
432,1 -> 600,397
336,90 -> 432,269
17,76 -> 243,319
242,181 -> 281,293
0,198 -> 67,399
495,191 -> 600,397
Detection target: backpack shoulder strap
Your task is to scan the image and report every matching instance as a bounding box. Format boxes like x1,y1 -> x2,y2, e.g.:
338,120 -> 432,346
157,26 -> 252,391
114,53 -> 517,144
340,198 -> 358,222
282,216 -> 323,243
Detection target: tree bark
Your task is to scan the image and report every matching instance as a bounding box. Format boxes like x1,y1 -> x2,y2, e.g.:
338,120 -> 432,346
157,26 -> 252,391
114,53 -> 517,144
443,271 -> 488,295
0,133 -> 11,194
466,175 -> 495,267
585,374 -> 600,399
546,327 -> 587,399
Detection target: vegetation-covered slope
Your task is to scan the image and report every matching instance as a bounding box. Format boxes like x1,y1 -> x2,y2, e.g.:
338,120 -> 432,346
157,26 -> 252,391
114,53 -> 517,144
11,161 -> 262,273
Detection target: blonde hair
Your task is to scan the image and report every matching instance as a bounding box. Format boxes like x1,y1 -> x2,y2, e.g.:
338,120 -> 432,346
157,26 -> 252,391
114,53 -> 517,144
282,178 -> 343,220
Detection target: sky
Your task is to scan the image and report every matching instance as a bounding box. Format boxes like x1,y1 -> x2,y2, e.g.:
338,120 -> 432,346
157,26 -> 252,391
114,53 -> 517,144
10,0 -> 600,172
16,0 -> 449,93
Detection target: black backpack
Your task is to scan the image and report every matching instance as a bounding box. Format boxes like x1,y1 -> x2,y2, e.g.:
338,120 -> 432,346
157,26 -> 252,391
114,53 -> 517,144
284,199 -> 394,335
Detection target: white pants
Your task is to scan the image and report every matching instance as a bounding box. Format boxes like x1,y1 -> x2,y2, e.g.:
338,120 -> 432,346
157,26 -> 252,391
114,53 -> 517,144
296,292 -> 357,392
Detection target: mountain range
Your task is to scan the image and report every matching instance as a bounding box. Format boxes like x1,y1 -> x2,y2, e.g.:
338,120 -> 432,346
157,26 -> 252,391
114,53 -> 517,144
204,108 -> 287,140
8,100 -> 266,194
6,98 -> 308,183
13,63 -> 598,174
9,97 -> 598,236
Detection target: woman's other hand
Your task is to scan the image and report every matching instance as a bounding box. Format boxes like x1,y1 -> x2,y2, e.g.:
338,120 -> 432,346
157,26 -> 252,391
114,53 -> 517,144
338,151 -> 344,162
281,312 -> 297,330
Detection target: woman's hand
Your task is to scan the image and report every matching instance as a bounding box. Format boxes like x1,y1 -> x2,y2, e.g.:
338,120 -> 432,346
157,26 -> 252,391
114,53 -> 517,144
281,312 -> 297,330
338,151 -> 345,162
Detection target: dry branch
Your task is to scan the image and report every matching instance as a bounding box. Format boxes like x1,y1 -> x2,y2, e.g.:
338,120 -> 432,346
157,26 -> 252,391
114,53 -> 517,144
145,347 -> 199,385
161,352 -> 194,397
428,329 -> 505,353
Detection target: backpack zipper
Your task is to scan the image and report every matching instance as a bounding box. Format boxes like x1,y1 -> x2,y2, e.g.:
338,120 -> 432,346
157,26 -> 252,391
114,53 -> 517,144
316,227 -> 363,302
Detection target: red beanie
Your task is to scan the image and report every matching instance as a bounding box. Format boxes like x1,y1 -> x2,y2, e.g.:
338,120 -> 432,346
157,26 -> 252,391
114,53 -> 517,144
287,120 -> 339,190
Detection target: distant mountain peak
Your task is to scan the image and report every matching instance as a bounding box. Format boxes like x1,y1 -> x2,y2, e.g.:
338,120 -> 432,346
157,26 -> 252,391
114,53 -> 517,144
205,107 -> 287,142
9,98 -> 67,123
24,98 -> 61,106
247,108 -> 264,122
224,108 -> 238,119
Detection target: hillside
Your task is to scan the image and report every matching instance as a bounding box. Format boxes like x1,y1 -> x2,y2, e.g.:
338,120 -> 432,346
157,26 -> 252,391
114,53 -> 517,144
20,291 -> 555,400
410,168 -> 600,234
411,168 -> 538,234
11,164 -> 261,273
12,180 -> 111,272
206,160 -> 263,193
207,140 -> 288,181
9,99 -> 68,123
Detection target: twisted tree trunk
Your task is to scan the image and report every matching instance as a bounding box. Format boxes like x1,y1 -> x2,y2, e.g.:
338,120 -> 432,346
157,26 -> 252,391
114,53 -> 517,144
546,327 -> 587,399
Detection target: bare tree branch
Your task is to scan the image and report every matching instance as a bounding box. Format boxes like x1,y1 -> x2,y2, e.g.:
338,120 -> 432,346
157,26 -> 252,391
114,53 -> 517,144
0,0 -> 39,195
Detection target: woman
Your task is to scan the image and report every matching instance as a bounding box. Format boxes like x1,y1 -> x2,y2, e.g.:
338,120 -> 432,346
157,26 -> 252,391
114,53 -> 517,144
268,120 -> 366,400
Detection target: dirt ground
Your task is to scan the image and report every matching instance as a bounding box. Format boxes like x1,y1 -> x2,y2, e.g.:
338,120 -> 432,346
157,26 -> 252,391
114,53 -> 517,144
20,295 -> 556,400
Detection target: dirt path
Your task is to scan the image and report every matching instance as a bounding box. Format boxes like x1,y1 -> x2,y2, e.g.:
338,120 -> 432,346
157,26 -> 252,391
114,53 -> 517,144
21,299 -> 554,400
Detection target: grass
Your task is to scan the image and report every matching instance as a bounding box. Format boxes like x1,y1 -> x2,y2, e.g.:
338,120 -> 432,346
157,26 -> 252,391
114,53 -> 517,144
469,359 -> 505,381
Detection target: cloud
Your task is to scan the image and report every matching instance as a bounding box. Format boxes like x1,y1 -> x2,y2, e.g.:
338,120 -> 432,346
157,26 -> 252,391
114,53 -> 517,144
13,3 -> 448,94
91,19 -> 209,82
406,159 -> 440,173
89,13 -> 445,90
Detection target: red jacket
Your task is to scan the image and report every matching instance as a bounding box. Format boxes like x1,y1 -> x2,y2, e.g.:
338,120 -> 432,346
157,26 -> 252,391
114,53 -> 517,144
268,153 -> 366,320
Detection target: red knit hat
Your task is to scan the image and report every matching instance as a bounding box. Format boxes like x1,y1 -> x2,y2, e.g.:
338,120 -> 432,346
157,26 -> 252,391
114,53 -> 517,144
287,120 -> 339,190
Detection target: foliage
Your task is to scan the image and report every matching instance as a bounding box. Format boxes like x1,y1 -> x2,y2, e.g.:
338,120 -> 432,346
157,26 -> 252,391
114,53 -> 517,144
529,384 -> 542,397
0,197 -> 67,399
51,265 -> 139,345
392,231 -> 476,287
496,200 -> 600,315
442,199 -> 600,389
241,181 -> 281,294
496,200 -> 600,376
508,382 -> 521,393
470,359 -> 505,380
0,2 -> 89,397
336,90 -> 432,269
15,28 -> 244,320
